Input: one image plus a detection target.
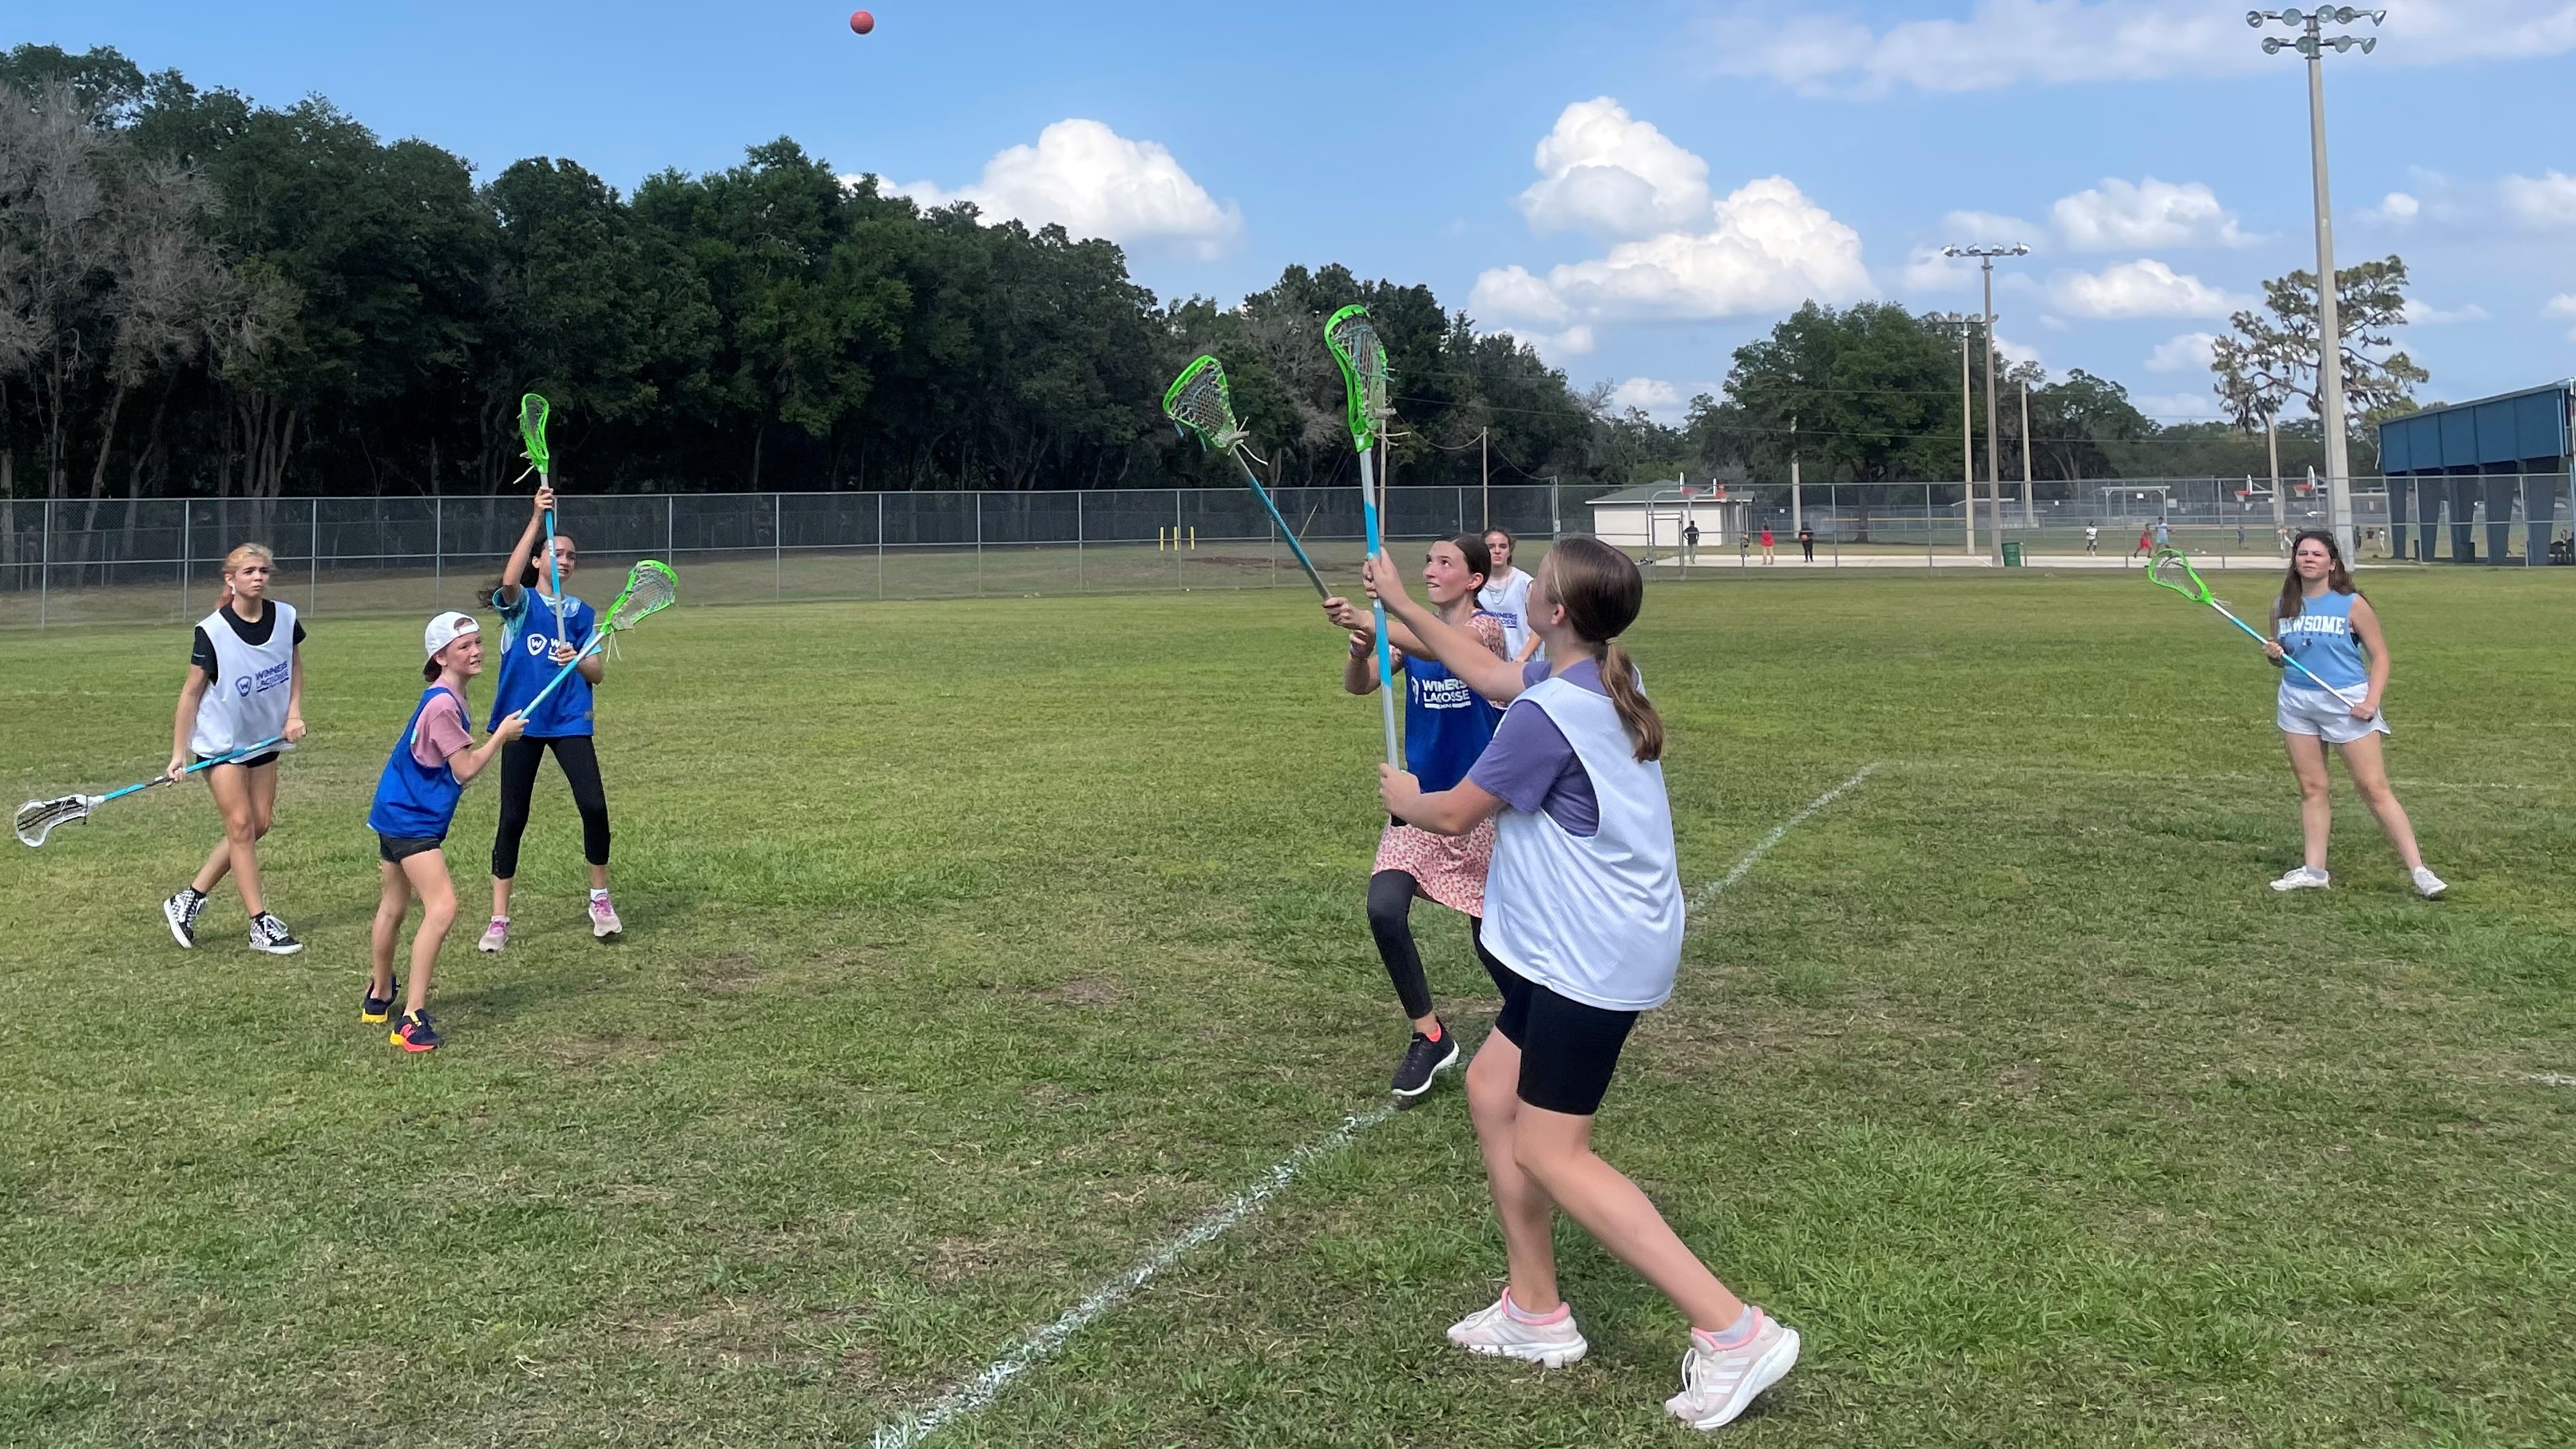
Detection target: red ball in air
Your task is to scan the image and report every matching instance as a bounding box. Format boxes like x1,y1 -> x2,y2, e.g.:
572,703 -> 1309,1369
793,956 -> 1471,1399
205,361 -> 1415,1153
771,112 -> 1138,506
850,10 -> 875,33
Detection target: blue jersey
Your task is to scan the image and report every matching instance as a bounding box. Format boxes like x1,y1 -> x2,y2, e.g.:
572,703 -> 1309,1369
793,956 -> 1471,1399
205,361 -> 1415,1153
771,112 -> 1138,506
489,589 -> 597,736
367,687 -> 466,839
1402,617 -> 1505,794
2275,590 -> 2369,693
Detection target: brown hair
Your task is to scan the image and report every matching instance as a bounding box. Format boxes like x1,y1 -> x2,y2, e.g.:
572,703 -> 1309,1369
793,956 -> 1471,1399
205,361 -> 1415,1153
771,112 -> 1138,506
422,657 -> 443,682
486,535 -> 575,608
2275,529 -> 2358,621
1540,536 -> 1663,762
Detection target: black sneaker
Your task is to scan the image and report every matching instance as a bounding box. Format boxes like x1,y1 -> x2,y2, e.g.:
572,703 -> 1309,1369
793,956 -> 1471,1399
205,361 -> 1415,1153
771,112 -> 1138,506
162,889 -> 207,949
362,979 -> 401,1025
391,1009 -> 442,1053
1392,1022 -> 1460,1100
248,911 -> 303,956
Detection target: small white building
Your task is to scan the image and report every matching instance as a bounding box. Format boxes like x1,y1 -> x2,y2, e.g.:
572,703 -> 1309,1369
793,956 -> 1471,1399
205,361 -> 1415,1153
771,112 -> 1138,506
1587,480 -> 1752,550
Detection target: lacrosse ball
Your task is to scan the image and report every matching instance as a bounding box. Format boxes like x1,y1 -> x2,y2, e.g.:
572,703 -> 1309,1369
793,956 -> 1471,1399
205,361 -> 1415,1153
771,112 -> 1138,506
850,10 -> 874,33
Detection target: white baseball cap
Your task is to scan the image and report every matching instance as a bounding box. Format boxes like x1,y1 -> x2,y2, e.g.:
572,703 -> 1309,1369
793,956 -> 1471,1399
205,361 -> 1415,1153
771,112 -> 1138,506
422,610 -> 481,659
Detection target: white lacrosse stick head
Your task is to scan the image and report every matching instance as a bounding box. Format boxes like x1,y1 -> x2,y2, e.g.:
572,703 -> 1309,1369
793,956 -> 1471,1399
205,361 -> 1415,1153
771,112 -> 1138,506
15,795 -> 96,848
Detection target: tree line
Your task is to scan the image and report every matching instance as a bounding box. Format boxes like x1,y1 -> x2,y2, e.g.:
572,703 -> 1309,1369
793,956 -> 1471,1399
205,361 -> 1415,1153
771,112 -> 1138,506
2,42 -> 2420,512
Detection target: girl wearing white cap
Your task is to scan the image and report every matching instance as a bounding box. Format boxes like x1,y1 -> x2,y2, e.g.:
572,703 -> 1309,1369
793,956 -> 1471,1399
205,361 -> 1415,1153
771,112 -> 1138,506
161,542 -> 309,955
364,611 -> 525,1052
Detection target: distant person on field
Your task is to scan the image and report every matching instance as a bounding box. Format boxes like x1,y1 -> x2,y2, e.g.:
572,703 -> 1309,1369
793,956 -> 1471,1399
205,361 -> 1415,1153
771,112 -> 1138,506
2277,525 -> 2293,557
1758,525 -> 1775,564
1797,524 -> 1814,562
1367,536 -> 1802,1430
2263,530 -> 2445,900
1480,527 -> 1541,665
2154,517 -> 2170,548
1682,519 -> 1700,564
2133,524 -> 2154,558
2085,524 -> 2099,556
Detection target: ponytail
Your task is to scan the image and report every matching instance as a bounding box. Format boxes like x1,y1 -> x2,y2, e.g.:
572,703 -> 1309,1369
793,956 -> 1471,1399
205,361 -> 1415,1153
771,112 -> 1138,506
1543,536 -> 1664,762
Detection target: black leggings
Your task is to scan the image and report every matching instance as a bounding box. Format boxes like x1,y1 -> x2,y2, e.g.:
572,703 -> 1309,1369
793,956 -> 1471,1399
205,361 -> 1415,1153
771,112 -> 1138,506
1369,868 -> 1487,1022
490,735 -> 610,879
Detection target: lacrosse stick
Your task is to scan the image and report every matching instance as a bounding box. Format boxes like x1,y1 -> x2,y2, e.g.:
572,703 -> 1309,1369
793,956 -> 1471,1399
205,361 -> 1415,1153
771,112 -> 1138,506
1162,355 -> 1328,597
17,736 -> 290,848
2146,547 -> 2366,707
516,560 -> 678,720
519,393 -> 566,641
1326,305 -> 1400,768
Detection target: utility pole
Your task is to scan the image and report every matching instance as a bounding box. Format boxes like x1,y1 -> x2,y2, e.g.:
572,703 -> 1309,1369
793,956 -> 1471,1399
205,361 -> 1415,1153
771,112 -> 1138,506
2253,5 -> 2384,561
1789,414 -> 1802,536
2020,382 -> 2035,526
1945,244 -> 2030,565
1952,316 -> 1975,555
1480,426 -> 1489,530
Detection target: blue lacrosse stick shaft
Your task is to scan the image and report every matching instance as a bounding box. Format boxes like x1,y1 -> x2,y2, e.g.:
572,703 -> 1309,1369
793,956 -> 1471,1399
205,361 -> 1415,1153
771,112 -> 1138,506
101,735 -> 287,804
540,466 -> 567,638
1358,448 -> 1399,768
1231,448 -> 1328,597
518,622 -> 607,721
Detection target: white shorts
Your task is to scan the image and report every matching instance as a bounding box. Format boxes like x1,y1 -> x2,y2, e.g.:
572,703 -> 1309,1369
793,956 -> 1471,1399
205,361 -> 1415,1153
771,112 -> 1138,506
2277,683 -> 2388,744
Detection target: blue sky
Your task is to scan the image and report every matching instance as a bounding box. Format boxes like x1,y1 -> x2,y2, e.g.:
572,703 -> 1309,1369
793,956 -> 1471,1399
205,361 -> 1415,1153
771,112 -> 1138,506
27,0 -> 2576,422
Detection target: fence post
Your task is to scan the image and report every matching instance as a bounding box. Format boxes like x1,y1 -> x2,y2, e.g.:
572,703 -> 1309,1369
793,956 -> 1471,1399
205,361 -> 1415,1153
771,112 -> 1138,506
1076,490 -> 1084,592
1175,487 -> 1183,590
775,492 -> 783,601
433,496 -> 442,604
876,491 -> 885,600
666,494 -> 676,561
1550,477 -> 1560,536
180,498 -> 191,620
38,498 -> 47,627
310,499 -> 319,614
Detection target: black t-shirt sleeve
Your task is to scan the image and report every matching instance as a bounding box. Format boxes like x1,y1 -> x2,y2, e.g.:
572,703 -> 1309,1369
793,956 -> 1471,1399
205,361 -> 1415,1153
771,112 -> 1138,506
191,626 -> 216,677
293,619 -> 307,648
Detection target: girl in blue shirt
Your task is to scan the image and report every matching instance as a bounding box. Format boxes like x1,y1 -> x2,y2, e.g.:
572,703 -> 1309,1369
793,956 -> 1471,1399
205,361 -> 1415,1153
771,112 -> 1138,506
1323,534 -> 1509,1101
478,486 -> 620,951
2264,530 -> 2446,897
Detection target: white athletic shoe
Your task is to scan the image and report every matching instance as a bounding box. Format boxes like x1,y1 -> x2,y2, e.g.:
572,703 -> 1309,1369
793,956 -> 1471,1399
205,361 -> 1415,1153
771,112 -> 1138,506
2269,865 -> 2330,892
2411,866 -> 2448,899
1445,1294 -> 1589,1368
1666,1310 -> 1801,1431
478,916 -> 510,953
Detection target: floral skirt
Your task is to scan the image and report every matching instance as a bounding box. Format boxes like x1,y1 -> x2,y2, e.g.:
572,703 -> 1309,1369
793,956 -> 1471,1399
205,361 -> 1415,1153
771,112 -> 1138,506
1373,816 -> 1498,918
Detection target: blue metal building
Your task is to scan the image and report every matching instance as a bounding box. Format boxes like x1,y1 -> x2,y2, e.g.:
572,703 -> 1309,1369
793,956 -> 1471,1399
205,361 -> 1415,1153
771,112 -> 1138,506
2376,380 -> 2574,565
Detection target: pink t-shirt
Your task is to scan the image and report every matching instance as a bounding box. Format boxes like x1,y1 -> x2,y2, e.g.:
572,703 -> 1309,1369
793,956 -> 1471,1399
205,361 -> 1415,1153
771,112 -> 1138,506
412,689 -> 471,768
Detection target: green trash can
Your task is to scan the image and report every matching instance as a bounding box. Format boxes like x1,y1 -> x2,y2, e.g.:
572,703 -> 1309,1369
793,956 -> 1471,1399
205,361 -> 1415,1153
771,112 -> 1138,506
2001,541 -> 2023,567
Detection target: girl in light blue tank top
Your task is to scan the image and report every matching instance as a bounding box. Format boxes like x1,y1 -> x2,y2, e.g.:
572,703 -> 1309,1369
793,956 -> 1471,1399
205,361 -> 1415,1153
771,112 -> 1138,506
2264,530 -> 2447,899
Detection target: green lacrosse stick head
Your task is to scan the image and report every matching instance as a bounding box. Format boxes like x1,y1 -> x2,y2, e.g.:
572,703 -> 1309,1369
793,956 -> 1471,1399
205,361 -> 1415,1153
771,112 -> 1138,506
606,559 -> 679,632
2144,546 -> 2212,603
1324,304 -> 1389,452
518,392 -> 552,473
1163,355 -> 1249,452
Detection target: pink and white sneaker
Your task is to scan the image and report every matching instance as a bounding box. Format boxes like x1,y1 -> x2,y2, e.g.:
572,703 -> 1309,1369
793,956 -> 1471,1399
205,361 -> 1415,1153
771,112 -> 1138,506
477,916 -> 509,954
1445,1293 -> 1588,1368
589,893 -> 622,939
1666,1308 -> 1800,1431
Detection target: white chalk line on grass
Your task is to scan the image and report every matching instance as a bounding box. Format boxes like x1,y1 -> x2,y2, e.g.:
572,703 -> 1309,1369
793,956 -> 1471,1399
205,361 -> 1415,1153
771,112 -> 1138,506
1912,760 -> 2547,795
2522,1072 -> 2576,1090
866,765 -> 1882,1447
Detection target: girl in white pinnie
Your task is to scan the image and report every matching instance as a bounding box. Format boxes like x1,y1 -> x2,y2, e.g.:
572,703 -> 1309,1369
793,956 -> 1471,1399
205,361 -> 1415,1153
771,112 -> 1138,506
161,543 -> 309,955
1369,535 -> 1799,1431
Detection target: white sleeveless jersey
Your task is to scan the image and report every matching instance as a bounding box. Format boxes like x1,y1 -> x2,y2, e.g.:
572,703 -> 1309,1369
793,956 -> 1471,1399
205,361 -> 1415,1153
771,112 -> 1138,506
191,601 -> 298,757
1483,673 -> 1685,1011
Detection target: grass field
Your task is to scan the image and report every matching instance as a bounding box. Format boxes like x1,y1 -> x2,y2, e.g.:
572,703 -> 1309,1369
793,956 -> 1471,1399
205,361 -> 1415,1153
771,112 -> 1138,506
5,570 -> 2573,1447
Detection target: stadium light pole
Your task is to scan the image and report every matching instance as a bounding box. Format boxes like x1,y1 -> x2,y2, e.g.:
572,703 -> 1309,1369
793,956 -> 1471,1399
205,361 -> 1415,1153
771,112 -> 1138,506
1944,244 -> 2031,564
2251,6 -> 2384,562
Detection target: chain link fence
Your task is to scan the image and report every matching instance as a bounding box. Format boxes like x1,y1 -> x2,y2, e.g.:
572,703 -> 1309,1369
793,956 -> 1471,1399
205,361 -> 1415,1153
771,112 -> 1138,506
4,474 -> 2565,629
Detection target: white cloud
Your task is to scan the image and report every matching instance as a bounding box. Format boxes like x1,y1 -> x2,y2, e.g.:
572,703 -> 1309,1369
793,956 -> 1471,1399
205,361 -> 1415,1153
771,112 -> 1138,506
1472,176 -> 1869,328
1492,324 -> 1598,360
2547,293 -> 2576,338
2499,170 -> 2576,228
2135,391 -> 2220,420
2146,331 -> 2220,373
1516,98 -> 1712,239
2403,299 -> 2491,324
2047,260 -> 2238,319
1607,377 -> 1686,418
890,120 -> 1241,260
1900,245 -> 1976,293
1700,0 -> 2576,97
2051,178 -> 2253,251
2363,191 -> 2422,224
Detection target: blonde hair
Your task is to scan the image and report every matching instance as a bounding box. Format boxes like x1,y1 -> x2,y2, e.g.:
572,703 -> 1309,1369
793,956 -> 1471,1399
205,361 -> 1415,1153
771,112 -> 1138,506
216,542 -> 276,607
1540,537 -> 1663,763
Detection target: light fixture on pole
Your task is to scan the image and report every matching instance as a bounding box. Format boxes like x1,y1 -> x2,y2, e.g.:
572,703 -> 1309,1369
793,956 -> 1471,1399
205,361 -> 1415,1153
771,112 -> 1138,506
1942,244 -> 2031,565
2250,5 -> 2384,562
